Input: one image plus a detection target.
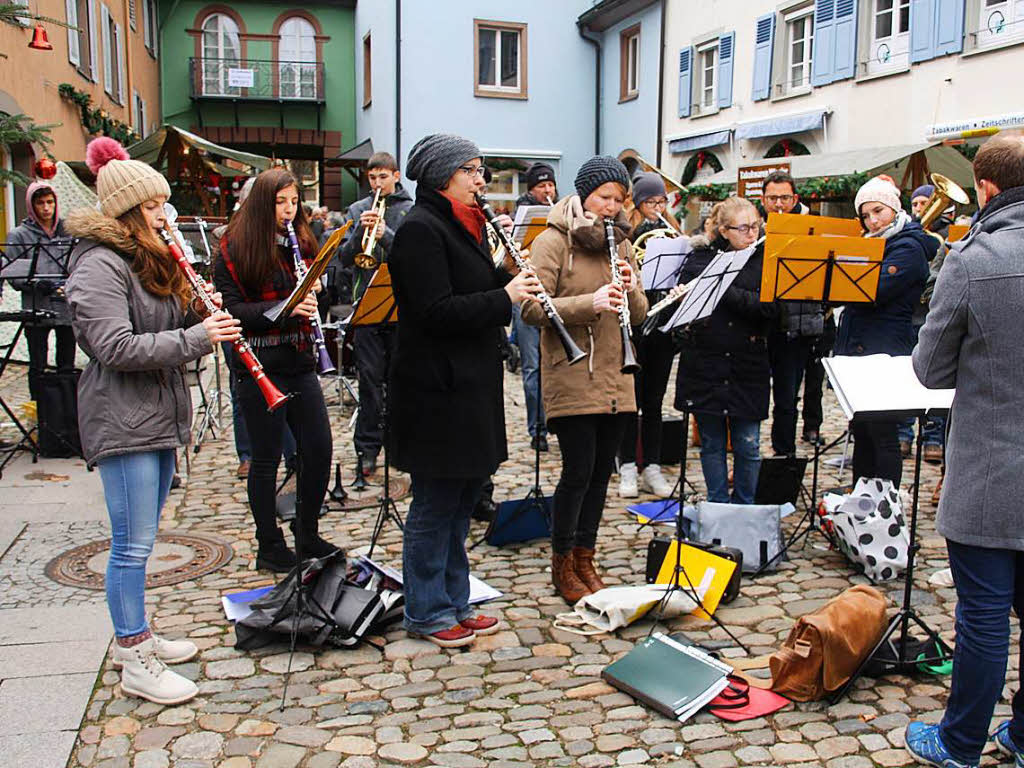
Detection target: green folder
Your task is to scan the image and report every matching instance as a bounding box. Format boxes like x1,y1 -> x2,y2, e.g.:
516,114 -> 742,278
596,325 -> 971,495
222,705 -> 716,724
601,633 -> 730,721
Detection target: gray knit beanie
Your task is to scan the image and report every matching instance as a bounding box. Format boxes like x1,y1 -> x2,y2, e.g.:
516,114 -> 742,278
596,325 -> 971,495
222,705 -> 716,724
574,155 -> 631,202
406,133 -> 481,190
631,171 -> 667,206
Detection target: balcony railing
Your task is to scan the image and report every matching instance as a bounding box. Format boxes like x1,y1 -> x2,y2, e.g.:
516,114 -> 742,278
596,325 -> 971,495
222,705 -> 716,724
189,58 -> 326,103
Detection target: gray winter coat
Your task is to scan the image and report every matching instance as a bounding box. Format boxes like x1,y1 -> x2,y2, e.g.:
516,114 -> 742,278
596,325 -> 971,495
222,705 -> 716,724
336,184 -> 414,300
64,209 -> 212,466
912,186 -> 1024,550
5,217 -> 74,325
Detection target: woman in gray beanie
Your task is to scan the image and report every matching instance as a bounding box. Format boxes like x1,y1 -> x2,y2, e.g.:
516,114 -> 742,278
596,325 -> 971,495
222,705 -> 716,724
389,134 -> 541,647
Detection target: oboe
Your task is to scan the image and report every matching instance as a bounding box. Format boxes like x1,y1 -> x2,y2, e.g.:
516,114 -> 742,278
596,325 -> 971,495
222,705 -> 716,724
284,220 -> 336,375
476,194 -> 586,366
603,218 -> 640,374
160,227 -> 289,412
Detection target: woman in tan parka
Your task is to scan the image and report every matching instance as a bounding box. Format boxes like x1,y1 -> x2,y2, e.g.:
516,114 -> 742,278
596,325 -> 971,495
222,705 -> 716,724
523,156 -> 647,603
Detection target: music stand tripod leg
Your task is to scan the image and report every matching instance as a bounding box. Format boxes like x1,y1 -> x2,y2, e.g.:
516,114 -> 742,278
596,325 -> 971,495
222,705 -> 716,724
367,339 -> 403,559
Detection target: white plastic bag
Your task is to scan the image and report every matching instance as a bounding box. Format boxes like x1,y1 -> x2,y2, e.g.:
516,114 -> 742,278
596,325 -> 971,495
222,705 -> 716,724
553,584 -> 704,636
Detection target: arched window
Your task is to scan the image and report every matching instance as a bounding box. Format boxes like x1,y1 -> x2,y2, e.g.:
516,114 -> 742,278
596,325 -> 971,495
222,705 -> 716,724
279,16 -> 316,99
201,13 -> 241,96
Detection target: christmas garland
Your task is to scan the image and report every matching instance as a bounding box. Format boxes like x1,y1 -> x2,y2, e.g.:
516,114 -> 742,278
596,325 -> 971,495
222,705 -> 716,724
679,150 -> 723,185
795,172 -> 869,201
59,83 -> 139,146
680,183 -> 733,202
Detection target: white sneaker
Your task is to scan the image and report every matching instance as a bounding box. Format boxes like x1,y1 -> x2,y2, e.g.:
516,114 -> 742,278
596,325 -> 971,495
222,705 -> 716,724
113,633 -> 198,668
640,464 -> 674,497
118,638 -> 199,705
619,462 -> 639,498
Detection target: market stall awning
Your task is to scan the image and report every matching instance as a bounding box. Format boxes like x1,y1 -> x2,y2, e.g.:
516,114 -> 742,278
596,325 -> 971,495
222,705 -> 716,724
734,109 -> 829,141
696,142 -> 975,189
326,138 -> 374,167
127,125 -> 271,171
668,129 -> 732,155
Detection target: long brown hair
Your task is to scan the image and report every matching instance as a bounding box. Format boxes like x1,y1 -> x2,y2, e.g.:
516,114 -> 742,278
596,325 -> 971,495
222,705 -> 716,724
222,168 -> 317,292
118,207 -> 191,310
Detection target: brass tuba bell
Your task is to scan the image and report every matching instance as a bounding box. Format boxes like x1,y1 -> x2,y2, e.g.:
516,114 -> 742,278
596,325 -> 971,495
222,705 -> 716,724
919,173 -> 970,239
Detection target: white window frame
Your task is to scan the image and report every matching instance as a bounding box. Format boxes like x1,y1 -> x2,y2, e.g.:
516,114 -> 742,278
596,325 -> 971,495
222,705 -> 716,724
785,5 -> 815,94
621,25 -> 640,100
474,20 -> 527,99
697,39 -> 718,112
977,0 -> 1024,47
278,16 -> 318,100
142,0 -> 158,57
866,0 -> 911,75
101,4 -> 114,97
114,21 -> 125,104
66,0 -> 80,66
201,13 -> 242,97
88,0 -> 98,82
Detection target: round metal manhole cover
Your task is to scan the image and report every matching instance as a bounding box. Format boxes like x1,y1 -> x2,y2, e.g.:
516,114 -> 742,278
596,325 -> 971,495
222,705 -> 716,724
45,532 -> 234,590
334,475 -> 411,511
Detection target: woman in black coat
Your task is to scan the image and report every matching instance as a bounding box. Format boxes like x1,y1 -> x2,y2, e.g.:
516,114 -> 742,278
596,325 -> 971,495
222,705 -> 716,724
835,176 -> 930,486
674,197 -> 780,504
389,134 -> 539,648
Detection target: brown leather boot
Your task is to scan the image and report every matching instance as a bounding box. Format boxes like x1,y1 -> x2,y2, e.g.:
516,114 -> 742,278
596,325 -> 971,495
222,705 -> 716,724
552,552 -> 590,604
572,546 -> 606,593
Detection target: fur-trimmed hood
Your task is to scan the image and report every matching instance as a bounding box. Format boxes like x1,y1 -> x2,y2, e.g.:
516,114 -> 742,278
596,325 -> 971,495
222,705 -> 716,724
545,194 -> 630,269
66,207 -> 140,270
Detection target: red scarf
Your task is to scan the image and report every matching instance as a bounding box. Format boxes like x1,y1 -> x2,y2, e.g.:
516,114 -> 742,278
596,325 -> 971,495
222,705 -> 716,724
442,191 -> 487,242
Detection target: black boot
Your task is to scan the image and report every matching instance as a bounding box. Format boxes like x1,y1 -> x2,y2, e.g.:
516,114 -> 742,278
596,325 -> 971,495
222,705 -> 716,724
290,516 -> 341,561
256,538 -> 297,572
472,478 -> 497,522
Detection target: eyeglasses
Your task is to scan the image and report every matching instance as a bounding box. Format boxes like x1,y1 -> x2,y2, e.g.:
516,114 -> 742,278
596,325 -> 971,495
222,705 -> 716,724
642,197 -> 668,208
725,224 -> 759,235
458,165 -> 488,178
764,194 -> 794,204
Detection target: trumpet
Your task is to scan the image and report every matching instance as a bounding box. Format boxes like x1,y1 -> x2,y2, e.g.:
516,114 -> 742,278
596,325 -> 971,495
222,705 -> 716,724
354,188 -> 386,269
476,194 -> 586,366
604,218 -> 640,374
160,227 -> 289,412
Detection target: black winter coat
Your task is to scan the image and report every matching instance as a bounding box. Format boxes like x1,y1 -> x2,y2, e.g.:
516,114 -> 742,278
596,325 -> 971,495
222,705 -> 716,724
835,221 -> 930,357
388,187 -> 513,478
674,236 -> 780,421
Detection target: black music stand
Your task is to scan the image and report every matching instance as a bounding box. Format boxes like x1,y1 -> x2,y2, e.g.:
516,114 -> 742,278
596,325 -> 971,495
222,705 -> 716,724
348,265 -> 402,558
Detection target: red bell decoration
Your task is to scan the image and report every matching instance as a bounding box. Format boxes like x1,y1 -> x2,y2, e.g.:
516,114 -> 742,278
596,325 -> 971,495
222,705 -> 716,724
28,24 -> 53,51
34,157 -> 57,179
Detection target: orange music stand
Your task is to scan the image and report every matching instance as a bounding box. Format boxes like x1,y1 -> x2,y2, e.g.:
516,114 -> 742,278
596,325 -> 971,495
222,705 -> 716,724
350,263 -> 397,327
946,224 -> 969,243
760,212 -> 884,304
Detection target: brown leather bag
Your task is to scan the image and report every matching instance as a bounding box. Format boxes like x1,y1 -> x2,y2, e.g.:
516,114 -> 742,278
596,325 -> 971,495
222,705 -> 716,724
733,585 -> 888,701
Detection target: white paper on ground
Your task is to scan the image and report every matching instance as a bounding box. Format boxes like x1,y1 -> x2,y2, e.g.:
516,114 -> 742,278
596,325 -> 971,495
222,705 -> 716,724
360,555 -> 502,605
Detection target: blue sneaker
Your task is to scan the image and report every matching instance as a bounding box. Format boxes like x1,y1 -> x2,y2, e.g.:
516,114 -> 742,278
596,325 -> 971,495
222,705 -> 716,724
904,722 -> 978,768
994,721 -> 1024,767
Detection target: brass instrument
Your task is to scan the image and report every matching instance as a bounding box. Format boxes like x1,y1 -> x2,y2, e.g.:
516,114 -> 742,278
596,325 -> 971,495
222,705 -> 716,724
354,188 -> 386,269
604,218 -> 640,374
919,173 -> 969,242
632,155 -> 685,194
631,213 -> 680,263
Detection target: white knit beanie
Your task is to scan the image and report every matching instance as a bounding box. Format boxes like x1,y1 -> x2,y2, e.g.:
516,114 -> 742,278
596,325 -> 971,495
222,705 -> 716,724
86,137 -> 171,218
854,176 -> 903,216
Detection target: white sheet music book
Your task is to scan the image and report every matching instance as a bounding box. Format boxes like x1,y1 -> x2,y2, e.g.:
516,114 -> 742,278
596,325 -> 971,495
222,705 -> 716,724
512,205 -> 551,247
823,354 -> 954,420
641,237 -> 692,290
661,245 -> 755,331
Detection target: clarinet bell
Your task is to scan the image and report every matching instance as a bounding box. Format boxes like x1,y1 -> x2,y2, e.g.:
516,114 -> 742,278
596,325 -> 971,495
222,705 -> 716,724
620,332 -> 641,375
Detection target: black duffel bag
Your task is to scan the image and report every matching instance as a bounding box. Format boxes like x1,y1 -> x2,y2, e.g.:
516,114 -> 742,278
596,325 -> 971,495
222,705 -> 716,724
33,368 -> 82,458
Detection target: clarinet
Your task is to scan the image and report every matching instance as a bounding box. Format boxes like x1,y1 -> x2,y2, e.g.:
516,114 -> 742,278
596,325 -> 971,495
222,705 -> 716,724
284,220 -> 336,375
475,194 -> 586,366
603,218 -> 640,374
160,227 -> 289,412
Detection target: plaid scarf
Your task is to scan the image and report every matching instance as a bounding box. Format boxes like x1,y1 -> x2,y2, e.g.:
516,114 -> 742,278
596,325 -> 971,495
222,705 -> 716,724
220,235 -> 314,353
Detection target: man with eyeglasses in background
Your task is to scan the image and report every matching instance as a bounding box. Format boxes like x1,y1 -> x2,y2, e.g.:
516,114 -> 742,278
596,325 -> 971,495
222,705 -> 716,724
761,171 -> 832,456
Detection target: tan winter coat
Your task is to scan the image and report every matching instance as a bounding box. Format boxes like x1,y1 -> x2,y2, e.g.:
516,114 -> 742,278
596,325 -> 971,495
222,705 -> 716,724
522,195 -> 647,420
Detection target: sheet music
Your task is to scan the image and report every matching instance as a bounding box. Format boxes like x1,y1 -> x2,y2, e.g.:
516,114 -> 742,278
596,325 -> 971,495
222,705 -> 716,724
823,354 -> 955,420
661,245 -> 755,331
512,205 -> 550,247
641,238 -> 692,290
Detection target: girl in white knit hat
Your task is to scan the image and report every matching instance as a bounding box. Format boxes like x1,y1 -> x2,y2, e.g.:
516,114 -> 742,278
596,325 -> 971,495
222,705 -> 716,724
65,137 -> 241,705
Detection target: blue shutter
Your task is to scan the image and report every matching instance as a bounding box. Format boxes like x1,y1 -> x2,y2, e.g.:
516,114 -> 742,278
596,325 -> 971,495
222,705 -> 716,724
911,0 -> 936,62
751,14 -> 775,101
832,0 -> 858,81
717,31 -> 735,108
934,0 -> 965,54
678,47 -> 693,118
811,0 -> 836,86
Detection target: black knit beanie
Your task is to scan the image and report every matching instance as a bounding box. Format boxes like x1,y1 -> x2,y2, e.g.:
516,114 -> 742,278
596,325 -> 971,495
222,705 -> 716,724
526,162 -> 556,191
574,156 -> 631,202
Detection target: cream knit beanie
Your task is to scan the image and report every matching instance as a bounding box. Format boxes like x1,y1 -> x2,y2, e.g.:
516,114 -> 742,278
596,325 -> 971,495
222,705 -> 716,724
854,176 -> 903,216
86,137 -> 171,218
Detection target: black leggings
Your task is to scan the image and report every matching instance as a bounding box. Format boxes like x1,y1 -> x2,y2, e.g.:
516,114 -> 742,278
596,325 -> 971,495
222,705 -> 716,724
620,329 -> 675,467
851,419 -> 902,487
549,413 -> 628,554
236,369 -> 332,549
25,325 -> 76,401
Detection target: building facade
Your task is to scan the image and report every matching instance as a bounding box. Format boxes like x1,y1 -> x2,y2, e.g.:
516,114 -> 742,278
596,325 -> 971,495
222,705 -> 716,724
355,0 -> 597,209
1,0 -> 160,236
661,0 -> 1024,193
159,0 -> 357,209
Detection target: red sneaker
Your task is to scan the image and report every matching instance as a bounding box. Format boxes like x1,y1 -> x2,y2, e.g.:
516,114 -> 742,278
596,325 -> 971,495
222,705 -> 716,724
417,624 -> 474,648
460,614 -> 500,636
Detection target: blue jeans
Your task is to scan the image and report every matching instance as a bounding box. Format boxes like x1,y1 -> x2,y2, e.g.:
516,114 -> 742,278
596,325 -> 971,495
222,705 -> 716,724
224,344 -> 296,463
512,306 -> 546,438
940,540 -> 1024,762
694,415 -> 761,504
98,450 -> 176,637
402,475 -> 484,634
897,414 -> 946,448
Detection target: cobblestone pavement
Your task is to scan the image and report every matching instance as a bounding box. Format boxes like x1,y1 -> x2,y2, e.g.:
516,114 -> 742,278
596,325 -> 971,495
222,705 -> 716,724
2,355 -> 1017,768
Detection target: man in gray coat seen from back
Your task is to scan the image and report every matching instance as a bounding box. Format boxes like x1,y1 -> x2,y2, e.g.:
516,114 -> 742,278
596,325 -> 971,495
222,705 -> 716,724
905,131 -> 1024,768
